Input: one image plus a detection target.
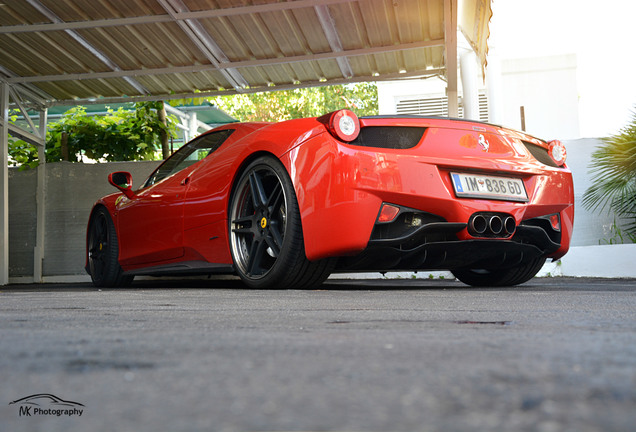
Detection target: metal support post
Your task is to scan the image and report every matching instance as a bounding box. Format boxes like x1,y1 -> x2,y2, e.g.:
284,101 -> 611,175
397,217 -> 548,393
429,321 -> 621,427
34,108 -> 47,282
0,82 -> 9,285
444,0 -> 459,117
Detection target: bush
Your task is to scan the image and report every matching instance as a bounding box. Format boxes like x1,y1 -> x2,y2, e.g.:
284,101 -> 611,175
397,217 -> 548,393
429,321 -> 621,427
583,109 -> 636,239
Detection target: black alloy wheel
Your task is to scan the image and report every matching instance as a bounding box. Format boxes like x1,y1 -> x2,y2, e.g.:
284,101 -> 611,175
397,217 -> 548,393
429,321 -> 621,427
229,156 -> 334,289
87,206 -> 132,287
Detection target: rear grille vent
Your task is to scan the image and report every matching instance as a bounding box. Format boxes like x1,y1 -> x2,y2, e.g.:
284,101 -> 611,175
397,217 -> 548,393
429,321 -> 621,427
522,141 -> 560,168
348,127 -> 426,150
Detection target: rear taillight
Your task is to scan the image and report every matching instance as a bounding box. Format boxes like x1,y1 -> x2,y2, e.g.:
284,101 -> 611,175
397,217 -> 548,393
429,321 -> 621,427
547,140 -> 567,166
319,109 -> 360,142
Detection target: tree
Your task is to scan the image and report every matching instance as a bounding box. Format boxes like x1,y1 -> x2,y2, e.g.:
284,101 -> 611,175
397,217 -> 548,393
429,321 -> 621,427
210,82 -> 378,122
583,109 -> 636,239
46,101 -> 176,163
7,102 -> 177,168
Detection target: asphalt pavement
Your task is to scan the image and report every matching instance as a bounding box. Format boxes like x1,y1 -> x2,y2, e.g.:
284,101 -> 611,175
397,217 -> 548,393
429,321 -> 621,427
1,276 -> 635,432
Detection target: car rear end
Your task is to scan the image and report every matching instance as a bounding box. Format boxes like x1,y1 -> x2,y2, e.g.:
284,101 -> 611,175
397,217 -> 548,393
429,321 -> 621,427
290,111 -> 574,285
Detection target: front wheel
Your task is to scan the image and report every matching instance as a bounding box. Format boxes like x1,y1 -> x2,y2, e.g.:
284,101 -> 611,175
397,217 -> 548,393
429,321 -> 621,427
451,256 -> 546,287
229,156 -> 334,289
87,207 -> 133,287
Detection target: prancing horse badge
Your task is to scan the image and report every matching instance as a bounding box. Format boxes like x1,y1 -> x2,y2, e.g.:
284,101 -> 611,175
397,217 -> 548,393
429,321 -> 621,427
478,134 -> 490,152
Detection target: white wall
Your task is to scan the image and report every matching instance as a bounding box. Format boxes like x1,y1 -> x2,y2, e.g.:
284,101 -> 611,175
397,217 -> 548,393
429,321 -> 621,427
500,54 -> 580,140
378,53 -> 580,141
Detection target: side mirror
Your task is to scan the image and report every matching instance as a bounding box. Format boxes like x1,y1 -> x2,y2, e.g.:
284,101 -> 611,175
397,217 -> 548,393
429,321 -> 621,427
108,171 -> 136,199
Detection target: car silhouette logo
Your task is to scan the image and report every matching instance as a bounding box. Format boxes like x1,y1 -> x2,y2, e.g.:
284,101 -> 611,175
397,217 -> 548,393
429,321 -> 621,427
9,393 -> 84,407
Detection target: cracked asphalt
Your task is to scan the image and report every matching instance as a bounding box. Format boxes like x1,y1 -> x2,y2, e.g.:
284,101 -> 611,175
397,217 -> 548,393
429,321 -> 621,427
1,277 -> 635,431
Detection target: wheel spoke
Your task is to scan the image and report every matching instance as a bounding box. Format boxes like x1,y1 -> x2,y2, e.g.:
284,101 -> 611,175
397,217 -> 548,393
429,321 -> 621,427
265,236 -> 281,258
232,215 -> 254,225
246,238 -> 268,276
267,182 -> 283,213
267,222 -> 283,256
231,214 -> 256,234
95,217 -> 107,240
89,246 -> 104,260
249,170 -> 268,208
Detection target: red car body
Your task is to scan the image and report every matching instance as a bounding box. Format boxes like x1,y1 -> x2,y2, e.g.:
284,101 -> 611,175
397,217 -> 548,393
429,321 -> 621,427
86,110 -> 574,288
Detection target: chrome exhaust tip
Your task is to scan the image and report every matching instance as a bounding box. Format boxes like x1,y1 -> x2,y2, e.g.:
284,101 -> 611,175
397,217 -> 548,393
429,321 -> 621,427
504,216 -> 516,235
489,216 -> 503,235
470,214 -> 487,234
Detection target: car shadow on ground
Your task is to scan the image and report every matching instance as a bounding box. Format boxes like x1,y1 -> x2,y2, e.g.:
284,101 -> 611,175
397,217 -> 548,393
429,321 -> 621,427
125,277 -> 466,291
3,276 -> 635,292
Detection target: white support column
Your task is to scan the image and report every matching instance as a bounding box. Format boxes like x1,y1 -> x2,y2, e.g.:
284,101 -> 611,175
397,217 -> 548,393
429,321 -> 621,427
0,82 -> 9,285
34,108 -> 47,282
189,112 -> 198,140
444,0 -> 459,117
460,49 -> 479,120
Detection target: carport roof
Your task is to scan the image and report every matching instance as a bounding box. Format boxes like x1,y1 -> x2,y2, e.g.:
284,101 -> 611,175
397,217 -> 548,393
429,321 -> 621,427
0,0 -> 491,108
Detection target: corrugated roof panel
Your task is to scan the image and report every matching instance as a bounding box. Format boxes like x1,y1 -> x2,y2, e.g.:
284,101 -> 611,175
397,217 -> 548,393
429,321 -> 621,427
0,0 -> 491,105
37,0 -> 166,21
337,1 -> 390,48
0,2 -> 48,25
5,33 -> 101,77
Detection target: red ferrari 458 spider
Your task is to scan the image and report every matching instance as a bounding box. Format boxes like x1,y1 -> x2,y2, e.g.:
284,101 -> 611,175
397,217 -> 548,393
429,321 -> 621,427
86,109 -> 574,288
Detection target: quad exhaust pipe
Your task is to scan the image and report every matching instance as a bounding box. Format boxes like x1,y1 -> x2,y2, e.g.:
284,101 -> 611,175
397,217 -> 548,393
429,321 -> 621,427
469,213 -> 516,237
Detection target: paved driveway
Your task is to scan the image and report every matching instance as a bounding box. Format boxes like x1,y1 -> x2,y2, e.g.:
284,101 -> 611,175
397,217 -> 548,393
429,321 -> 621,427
1,277 -> 635,431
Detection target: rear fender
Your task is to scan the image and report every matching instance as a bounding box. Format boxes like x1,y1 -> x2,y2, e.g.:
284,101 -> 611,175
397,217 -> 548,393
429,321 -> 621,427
282,134 -> 380,261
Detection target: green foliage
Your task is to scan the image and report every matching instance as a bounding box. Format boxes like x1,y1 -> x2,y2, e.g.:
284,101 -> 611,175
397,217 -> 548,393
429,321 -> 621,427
7,102 -> 176,169
8,138 -> 40,170
46,101 -> 176,163
583,109 -> 636,238
210,83 -> 378,122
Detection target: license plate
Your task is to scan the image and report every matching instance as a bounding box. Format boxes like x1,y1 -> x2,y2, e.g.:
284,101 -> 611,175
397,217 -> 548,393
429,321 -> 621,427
451,172 -> 528,202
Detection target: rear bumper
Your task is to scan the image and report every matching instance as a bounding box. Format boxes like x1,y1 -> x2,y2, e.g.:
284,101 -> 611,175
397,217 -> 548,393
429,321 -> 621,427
335,214 -> 562,272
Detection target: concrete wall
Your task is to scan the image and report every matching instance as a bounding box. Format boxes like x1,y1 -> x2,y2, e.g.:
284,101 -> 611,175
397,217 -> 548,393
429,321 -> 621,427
8,167 -> 36,277
9,161 -> 160,281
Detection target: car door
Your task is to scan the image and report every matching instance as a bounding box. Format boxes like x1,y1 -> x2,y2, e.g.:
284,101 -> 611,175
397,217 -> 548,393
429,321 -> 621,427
115,131 -> 232,267
116,162 -> 193,267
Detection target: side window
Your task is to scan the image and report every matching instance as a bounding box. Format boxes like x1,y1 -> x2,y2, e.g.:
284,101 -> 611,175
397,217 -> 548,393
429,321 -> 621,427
144,129 -> 234,187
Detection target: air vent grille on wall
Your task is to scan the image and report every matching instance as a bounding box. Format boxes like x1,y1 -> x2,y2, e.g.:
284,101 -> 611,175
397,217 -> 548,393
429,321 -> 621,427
396,94 -> 489,122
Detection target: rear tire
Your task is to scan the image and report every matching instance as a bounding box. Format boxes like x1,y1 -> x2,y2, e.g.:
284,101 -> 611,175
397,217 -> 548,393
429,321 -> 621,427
87,207 -> 133,288
229,156 -> 335,289
451,256 -> 546,287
